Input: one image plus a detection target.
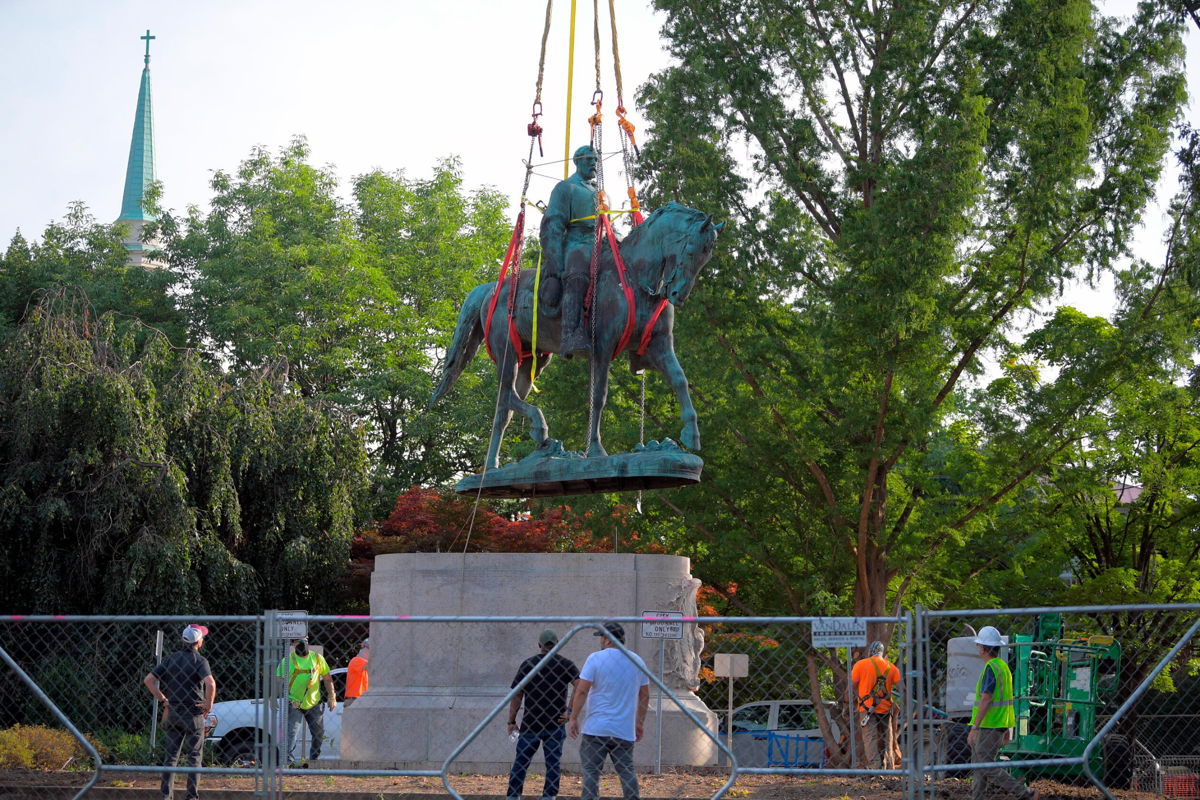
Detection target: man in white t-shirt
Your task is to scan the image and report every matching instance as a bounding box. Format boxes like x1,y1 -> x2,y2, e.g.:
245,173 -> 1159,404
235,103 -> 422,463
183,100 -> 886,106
567,622 -> 650,800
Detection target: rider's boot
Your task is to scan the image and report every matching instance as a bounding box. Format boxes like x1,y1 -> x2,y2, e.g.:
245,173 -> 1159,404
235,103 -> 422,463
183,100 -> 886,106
560,276 -> 591,357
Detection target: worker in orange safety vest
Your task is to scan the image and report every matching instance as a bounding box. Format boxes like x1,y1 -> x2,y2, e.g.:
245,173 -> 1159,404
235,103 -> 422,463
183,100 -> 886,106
345,638 -> 369,707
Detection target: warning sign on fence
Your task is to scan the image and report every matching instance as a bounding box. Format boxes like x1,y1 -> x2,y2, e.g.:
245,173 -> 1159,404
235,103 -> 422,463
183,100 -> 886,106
641,610 -> 685,640
811,617 -> 867,649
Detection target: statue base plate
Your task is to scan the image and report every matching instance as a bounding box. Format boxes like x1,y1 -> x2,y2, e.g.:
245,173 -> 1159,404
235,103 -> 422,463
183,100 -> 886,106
455,439 -> 703,498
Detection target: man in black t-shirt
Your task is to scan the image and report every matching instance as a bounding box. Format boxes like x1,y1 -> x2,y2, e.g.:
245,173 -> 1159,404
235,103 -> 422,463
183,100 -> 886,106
505,629 -> 579,800
144,624 -> 216,800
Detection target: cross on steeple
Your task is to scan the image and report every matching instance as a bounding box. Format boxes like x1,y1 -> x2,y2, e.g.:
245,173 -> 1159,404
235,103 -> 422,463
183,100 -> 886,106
141,29 -> 155,65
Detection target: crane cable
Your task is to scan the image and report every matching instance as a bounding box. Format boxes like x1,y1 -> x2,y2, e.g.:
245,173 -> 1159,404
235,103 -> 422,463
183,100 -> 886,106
461,0 -> 556,553
583,0 -> 605,447
608,0 -> 642,223
528,0 -> 555,385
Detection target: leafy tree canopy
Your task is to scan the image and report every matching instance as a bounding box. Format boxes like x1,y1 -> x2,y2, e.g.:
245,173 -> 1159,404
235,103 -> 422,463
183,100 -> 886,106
622,0 -> 1191,624
149,137 -> 513,514
0,287 -> 368,613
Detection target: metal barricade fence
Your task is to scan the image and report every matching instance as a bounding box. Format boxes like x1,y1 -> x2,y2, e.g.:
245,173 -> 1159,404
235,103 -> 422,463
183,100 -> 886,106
913,604 -> 1200,800
0,606 -> 1196,799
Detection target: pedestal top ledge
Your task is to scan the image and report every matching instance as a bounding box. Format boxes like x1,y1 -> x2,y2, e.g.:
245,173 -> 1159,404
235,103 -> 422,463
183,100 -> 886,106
374,552 -> 693,574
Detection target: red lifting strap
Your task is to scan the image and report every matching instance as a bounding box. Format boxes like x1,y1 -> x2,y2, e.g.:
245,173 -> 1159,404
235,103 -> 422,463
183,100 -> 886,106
483,210 -> 529,363
636,298 -> 669,356
596,212 -> 637,359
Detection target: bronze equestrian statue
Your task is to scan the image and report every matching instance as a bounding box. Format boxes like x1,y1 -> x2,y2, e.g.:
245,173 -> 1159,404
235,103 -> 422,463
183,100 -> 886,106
432,197 -> 722,474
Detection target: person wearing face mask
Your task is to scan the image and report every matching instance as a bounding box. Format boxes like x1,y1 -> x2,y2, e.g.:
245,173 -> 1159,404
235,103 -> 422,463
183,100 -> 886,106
275,637 -> 337,766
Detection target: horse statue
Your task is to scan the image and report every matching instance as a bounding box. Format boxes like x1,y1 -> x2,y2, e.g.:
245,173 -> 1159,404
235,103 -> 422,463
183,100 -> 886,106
432,202 -> 722,473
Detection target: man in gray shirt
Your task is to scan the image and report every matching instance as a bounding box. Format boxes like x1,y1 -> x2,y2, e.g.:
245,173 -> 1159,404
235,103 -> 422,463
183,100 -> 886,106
567,623 -> 649,800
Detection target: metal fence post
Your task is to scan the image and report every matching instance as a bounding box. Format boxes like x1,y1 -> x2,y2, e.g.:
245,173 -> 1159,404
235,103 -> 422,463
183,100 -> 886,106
905,605 -> 925,800
656,637 -> 665,774
847,647 -> 856,770
258,610 -> 280,800
148,629 -> 163,760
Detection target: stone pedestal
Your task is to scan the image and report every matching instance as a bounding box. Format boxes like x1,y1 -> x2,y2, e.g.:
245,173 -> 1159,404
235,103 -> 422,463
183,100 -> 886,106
341,553 -> 718,772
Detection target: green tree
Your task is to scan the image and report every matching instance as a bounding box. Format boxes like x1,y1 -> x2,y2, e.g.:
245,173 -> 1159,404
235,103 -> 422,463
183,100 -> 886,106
352,163 -> 511,507
0,202 -> 185,344
977,133 -> 1200,714
151,139 -> 511,512
0,288 -> 224,613
0,287 -> 368,614
631,0 -> 1189,626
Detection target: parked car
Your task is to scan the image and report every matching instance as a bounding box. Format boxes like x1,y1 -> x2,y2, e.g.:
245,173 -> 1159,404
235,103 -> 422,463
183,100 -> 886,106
206,667 -> 347,765
717,699 -> 841,767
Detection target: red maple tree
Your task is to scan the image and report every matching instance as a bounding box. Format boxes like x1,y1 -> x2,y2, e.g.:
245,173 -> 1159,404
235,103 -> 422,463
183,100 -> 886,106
339,487 -> 663,609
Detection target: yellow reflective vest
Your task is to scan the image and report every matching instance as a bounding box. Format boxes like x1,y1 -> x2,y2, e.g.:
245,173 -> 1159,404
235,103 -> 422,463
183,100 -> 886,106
969,657 -> 1015,729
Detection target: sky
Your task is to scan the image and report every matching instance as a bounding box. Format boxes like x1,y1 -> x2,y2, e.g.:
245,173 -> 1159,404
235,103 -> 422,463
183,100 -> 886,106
0,1 -> 1196,321
0,0 -> 673,241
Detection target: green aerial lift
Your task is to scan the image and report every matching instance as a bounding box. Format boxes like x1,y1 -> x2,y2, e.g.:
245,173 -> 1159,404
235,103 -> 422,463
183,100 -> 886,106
1003,613 -> 1129,785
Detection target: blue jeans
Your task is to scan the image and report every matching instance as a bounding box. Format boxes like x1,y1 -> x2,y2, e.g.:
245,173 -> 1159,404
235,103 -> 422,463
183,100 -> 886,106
507,726 -> 566,799
287,703 -> 325,762
580,734 -> 639,800
160,710 -> 204,800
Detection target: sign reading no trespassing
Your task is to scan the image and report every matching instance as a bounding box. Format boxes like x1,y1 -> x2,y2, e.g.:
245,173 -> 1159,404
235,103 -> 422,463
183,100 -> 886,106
811,617 -> 868,649
641,610 -> 685,640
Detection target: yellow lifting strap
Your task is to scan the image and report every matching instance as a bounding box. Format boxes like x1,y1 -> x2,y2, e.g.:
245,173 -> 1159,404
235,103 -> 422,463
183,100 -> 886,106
528,247 -> 544,392
568,209 -> 634,223
564,0 -> 578,179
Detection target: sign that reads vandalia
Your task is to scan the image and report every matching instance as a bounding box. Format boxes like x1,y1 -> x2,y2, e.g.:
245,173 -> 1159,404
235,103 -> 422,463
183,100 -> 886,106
811,617 -> 868,649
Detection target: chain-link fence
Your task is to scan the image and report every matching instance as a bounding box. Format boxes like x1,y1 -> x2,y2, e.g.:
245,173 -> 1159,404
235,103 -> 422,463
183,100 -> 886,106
0,606 -> 1196,799
914,604 -> 1200,800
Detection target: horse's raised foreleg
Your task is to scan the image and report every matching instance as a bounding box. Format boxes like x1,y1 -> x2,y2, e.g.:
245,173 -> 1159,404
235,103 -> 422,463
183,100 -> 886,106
651,341 -> 700,451
585,352 -> 611,458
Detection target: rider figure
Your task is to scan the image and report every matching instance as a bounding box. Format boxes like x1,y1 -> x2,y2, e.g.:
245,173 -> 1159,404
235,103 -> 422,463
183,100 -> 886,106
540,145 -> 600,356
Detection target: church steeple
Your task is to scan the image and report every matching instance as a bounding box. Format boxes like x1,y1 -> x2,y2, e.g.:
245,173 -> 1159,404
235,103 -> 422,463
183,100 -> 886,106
116,30 -> 158,265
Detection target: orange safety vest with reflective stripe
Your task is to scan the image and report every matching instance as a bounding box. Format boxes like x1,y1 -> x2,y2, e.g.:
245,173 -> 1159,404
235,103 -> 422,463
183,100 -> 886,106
346,655 -> 368,698
970,657 -> 1015,729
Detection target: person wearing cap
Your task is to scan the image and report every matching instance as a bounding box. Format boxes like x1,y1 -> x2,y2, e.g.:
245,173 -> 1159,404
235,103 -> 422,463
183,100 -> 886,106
505,629 -> 580,800
850,640 -> 901,769
275,636 -> 337,766
968,626 -> 1038,800
345,638 -> 369,707
567,622 -> 649,800
143,624 -> 216,800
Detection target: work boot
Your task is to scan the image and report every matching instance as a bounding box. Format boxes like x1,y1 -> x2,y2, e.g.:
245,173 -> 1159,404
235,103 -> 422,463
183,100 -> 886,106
559,279 -> 591,356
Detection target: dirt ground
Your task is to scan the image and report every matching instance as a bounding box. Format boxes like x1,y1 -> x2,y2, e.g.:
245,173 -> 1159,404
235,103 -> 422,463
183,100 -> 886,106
0,770 -> 1166,799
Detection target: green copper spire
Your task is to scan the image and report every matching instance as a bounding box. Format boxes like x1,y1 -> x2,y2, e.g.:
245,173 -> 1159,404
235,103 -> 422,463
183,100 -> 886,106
117,30 -> 156,224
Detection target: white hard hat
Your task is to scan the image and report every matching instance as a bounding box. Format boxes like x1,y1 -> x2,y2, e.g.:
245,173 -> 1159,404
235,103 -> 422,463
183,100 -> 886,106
974,626 -> 1003,647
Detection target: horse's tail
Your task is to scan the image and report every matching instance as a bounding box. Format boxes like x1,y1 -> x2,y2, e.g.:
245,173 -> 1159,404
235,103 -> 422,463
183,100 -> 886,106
431,282 -> 492,406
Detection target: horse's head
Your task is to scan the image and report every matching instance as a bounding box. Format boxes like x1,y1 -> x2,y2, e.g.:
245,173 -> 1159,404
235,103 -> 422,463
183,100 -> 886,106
630,202 -> 724,306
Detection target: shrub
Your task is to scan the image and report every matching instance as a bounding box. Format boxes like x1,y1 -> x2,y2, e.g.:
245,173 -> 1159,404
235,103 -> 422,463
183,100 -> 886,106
0,725 -> 104,770
92,728 -> 153,765
0,728 -> 34,769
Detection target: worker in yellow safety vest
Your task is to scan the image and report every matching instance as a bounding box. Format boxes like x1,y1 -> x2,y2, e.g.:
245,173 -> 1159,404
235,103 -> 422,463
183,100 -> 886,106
967,626 -> 1038,800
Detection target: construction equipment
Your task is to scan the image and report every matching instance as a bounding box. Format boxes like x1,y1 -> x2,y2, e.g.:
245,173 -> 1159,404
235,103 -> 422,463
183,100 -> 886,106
944,613 -> 1133,786
1004,613 -> 1124,783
